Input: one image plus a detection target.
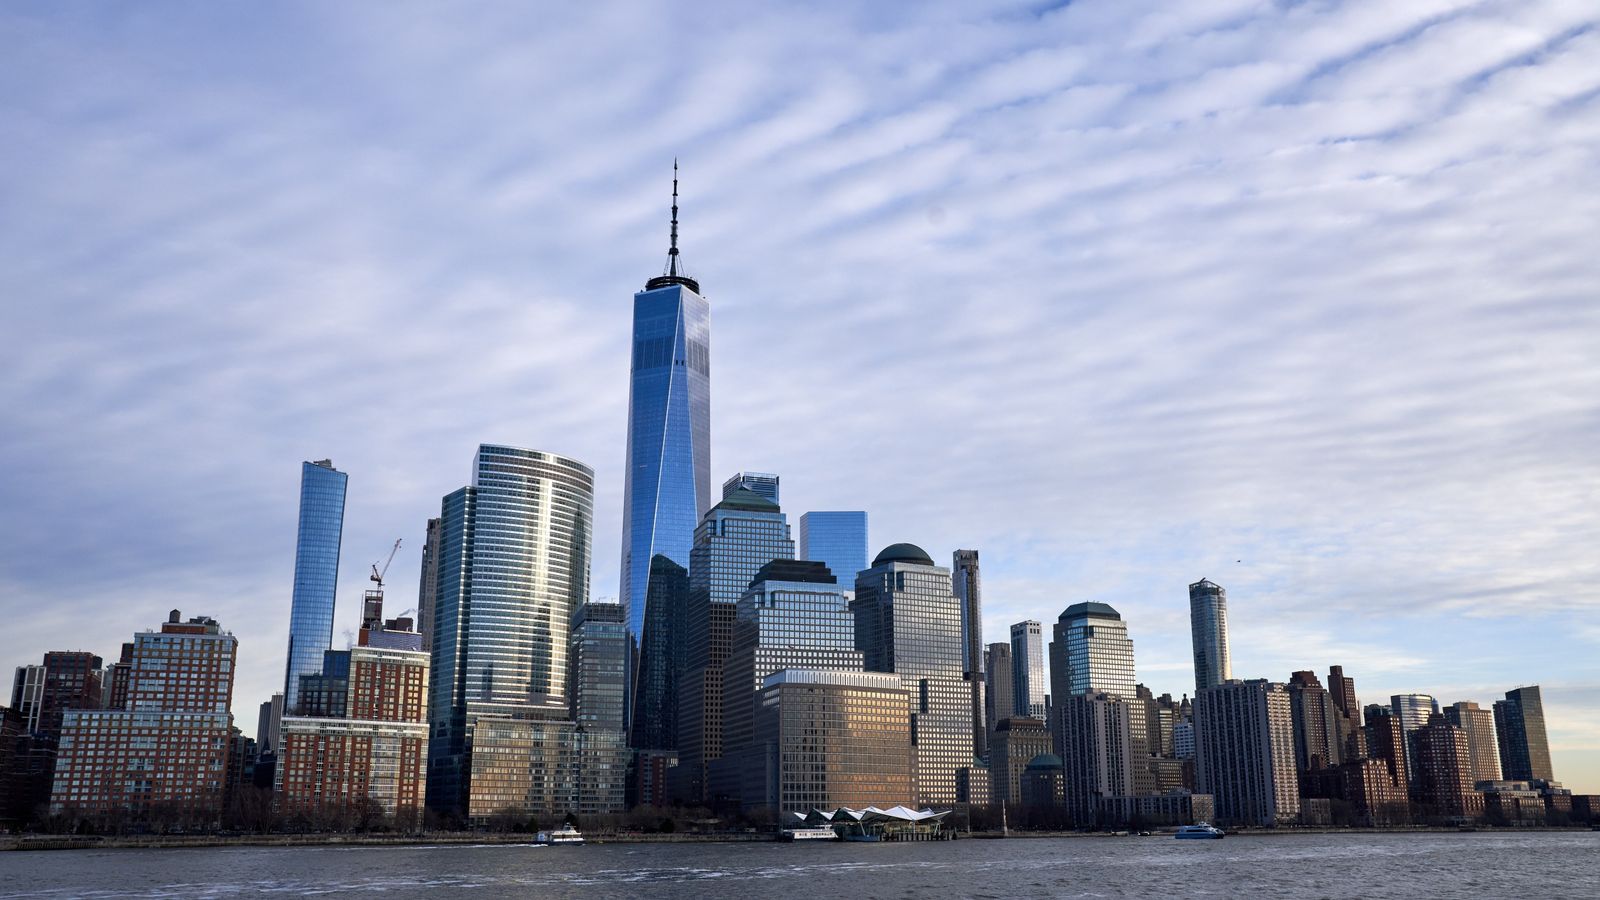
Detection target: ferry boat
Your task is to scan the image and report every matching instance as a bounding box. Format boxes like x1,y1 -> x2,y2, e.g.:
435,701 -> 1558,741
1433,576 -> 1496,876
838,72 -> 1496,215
537,824 -> 584,845
1174,823 -> 1225,839
780,826 -> 839,842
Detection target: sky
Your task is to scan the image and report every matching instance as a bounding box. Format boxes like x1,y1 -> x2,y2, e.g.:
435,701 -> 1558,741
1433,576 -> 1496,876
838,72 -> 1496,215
2,1 -> 1597,790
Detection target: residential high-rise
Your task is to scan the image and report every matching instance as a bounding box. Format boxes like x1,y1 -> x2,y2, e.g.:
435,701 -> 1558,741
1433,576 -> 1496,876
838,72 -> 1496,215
798,511 -> 868,587
1443,701 -> 1502,785
1287,670 -> 1342,773
675,488 -> 793,801
416,517 -> 441,654
984,642 -> 1014,739
103,644 -> 134,711
621,166 -> 712,722
570,602 -> 627,732
426,445 -> 594,816
50,611 -> 237,823
722,472 -> 778,503
1010,621 -> 1046,719
1327,665 -> 1365,759
1058,692 -> 1141,825
1364,705 -> 1411,820
1048,602 -> 1136,703
10,652 -> 103,739
1412,713 -> 1484,821
1494,686 -> 1554,782
853,543 -> 973,805
630,555 -> 687,751
1194,679 -> 1299,827
1188,579 -> 1230,693
1390,693 -> 1439,788
952,550 -> 986,761
284,459 -> 348,712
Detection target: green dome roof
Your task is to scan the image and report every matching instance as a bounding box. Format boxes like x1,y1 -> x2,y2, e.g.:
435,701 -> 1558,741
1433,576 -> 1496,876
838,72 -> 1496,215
1025,753 -> 1064,770
872,542 -> 934,567
714,487 -> 780,513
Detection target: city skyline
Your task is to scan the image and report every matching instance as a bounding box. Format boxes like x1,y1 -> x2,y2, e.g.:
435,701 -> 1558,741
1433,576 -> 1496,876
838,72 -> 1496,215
4,1 -> 1599,793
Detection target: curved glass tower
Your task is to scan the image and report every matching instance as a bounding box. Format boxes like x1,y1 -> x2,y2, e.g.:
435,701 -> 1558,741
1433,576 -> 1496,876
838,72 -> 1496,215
283,459 -> 347,712
621,165 -> 711,727
1189,578 -> 1231,693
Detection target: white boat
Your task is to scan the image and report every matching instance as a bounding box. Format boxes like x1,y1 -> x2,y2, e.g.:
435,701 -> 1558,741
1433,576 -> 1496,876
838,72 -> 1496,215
780,827 -> 839,841
1174,823 -> 1225,839
537,824 -> 584,845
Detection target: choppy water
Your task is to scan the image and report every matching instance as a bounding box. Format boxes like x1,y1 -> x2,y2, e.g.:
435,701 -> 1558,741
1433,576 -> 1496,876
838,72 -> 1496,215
3,832 -> 1595,898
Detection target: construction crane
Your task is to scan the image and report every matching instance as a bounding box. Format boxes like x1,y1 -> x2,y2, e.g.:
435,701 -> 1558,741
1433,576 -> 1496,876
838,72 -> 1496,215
370,538 -> 403,591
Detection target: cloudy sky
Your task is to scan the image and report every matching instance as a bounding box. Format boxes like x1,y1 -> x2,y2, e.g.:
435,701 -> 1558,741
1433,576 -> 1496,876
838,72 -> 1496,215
3,1 -> 1597,789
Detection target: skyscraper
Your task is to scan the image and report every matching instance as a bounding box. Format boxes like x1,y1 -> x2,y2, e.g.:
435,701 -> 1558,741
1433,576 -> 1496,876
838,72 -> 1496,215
1443,701 -> 1502,785
984,642 -> 1014,735
675,488 -> 793,801
284,459 -> 348,712
1048,602 -> 1136,703
1058,693 -> 1141,825
1010,621 -> 1047,719
630,555 -> 687,751
853,543 -> 973,805
416,517 -> 441,654
1390,692 -> 1439,788
1327,665 -> 1365,759
1287,670 -> 1342,773
1412,713 -> 1484,821
952,550 -> 986,760
1188,578 -> 1230,694
1194,679 -> 1299,827
1494,686 -> 1554,783
426,445 -> 594,815
570,602 -> 627,732
722,472 -> 778,503
621,165 -> 712,719
798,511 -> 868,587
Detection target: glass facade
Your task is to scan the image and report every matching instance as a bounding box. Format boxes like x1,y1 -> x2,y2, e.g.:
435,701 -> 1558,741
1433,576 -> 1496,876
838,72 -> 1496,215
798,511 -> 868,588
425,445 -> 594,815
1049,602 -> 1136,702
984,642 -> 1013,733
570,602 -> 627,732
630,554 -> 686,750
1188,579 -> 1231,693
620,281 -> 711,701
1494,686 -> 1553,782
1010,620 -> 1047,719
284,460 -> 347,712
852,544 -> 973,805
722,472 -> 778,503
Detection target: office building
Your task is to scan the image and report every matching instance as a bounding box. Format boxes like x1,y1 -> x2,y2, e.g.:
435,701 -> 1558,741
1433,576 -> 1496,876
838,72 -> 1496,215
1287,670 -> 1342,772
283,459 -> 348,712
722,472 -> 778,503
989,717 -> 1051,806
570,602 -> 627,732
744,669 -> 913,815
798,511 -> 868,589
621,167 -> 712,728
1010,621 -> 1046,719
952,550 -> 985,760
1390,693 -> 1439,787
50,611 -> 236,823
852,543 -> 973,805
277,634 -> 430,829
1412,713 -> 1484,821
1443,701 -> 1502,785
1494,686 -> 1554,783
1194,679 -> 1299,827
1048,602 -> 1136,704
675,488 -> 794,802
631,554 -> 687,751
984,642 -> 1014,739
1188,579 -> 1231,693
1020,754 -> 1065,808
416,517 -> 442,654
426,445 -> 594,816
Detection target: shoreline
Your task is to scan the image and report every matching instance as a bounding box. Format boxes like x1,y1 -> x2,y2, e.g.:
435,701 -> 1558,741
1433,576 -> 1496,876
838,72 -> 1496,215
3,826 -> 1591,852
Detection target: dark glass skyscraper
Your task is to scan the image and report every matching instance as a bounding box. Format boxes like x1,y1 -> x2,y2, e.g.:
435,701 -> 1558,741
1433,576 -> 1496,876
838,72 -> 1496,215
799,511 -> 868,587
621,167 -> 711,721
1188,578 -> 1231,694
1494,685 -> 1554,782
284,459 -> 347,712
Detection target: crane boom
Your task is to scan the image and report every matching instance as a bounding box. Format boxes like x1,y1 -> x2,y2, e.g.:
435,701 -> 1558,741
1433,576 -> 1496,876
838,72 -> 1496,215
370,538 -> 403,589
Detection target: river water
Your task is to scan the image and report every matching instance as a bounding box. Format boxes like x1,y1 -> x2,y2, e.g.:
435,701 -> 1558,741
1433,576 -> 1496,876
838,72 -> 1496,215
3,832 -> 1595,898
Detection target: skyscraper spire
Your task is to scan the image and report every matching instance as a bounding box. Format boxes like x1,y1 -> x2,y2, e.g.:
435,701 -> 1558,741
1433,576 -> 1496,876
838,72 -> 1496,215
646,160 -> 699,292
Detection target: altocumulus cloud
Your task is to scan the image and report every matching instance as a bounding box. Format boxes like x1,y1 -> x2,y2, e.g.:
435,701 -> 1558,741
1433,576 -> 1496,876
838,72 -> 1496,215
1,0 -> 1597,787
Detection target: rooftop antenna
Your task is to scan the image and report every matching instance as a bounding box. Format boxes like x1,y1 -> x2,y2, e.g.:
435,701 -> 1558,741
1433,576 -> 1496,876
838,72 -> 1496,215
645,160 -> 700,293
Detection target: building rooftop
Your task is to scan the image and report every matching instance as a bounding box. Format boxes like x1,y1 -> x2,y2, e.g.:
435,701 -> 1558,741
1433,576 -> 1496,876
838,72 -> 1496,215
872,542 -> 934,567
1026,753 -> 1064,770
750,558 -> 837,586
714,486 -> 780,513
1059,601 -> 1121,621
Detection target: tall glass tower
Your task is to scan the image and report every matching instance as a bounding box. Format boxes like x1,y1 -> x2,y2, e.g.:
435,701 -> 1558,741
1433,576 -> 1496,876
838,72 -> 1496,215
1188,578 -> 1231,693
1010,620 -> 1047,718
621,164 -> 711,716
798,511 -> 868,586
426,444 -> 594,814
283,459 -> 347,712
1048,602 -> 1136,701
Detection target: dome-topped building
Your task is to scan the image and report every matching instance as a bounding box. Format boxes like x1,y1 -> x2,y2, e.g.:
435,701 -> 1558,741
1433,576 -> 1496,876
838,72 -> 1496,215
871,542 -> 935,567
